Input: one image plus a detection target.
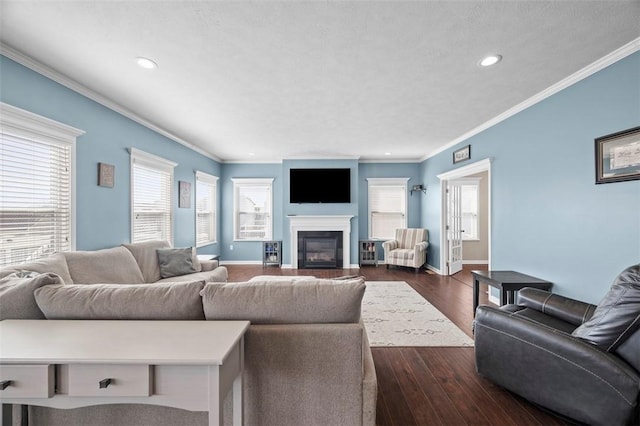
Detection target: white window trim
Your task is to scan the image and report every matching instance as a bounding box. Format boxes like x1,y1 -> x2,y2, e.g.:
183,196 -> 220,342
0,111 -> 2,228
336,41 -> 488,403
129,148 -> 177,244
195,170 -> 219,247
232,177 -> 274,241
0,102 -> 84,252
366,177 -> 409,240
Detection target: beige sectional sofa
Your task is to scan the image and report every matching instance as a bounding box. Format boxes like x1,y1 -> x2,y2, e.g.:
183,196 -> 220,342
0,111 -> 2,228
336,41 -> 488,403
0,241 -> 377,426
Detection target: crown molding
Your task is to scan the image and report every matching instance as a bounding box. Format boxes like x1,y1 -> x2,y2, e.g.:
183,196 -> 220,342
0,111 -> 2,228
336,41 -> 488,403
0,43 -> 222,163
421,37 -> 640,162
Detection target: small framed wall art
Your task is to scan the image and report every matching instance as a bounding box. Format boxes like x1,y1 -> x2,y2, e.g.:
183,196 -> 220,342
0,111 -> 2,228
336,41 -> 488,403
98,162 -> 115,188
179,180 -> 191,208
453,145 -> 471,164
595,126 -> 640,184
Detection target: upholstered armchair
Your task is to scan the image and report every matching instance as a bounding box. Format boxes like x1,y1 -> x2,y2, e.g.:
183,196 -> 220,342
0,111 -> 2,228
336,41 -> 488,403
382,228 -> 428,271
473,264 -> 640,426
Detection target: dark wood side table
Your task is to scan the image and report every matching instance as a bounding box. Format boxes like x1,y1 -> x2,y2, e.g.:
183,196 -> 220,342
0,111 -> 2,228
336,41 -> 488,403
472,270 -> 552,316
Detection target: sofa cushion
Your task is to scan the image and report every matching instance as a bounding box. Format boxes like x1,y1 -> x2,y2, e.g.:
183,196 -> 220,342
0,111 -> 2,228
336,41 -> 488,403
0,253 -> 73,284
156,266 -> 228,284
157,247 -> 197,278
572,264 -> 640,351
0,272 -> 63,319
122,241 -> 202,283
63,247 -> 145,284
201,278 -> 365,324
34,281 -> 206,320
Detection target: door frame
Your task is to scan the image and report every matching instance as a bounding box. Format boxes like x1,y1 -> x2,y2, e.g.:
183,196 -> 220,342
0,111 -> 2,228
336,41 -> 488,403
437,157 -> 492,275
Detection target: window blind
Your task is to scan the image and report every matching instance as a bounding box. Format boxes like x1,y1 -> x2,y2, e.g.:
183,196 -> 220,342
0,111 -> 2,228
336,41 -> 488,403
130,149 -> 176,245
1,134 -> 72,267
368,179 -> 408,240
195,171 -> 218,247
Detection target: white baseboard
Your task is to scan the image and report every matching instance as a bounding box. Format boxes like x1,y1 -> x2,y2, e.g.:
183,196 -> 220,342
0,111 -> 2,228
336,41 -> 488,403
426,264 -> 443,275
279,264 -> 360,270
462,260 -> 489,265
219,260 -> 262,265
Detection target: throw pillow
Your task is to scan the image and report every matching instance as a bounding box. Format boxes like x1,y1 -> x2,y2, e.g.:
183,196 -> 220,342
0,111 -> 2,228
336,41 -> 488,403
157,247 -> 197,279
572,264 -> 640,351
200,278 -> 366,324
34,280 -> 206,320
0,272 -> 63,319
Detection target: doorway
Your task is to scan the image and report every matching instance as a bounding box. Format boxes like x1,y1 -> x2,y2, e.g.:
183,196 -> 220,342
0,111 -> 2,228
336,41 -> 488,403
437,158 -> 492,275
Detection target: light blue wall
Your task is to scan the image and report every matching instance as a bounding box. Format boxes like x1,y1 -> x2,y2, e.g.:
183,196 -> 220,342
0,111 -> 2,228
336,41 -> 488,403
0,55 -> 222,253
219,163 -> 284,262
358,162 -> 422,260
421,52 -> 640,303
220,160 -> 424,266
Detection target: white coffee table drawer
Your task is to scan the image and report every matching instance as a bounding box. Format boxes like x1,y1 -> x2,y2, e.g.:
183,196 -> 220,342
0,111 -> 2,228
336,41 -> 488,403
68,364 -> 152,397
0,364 -> 54,398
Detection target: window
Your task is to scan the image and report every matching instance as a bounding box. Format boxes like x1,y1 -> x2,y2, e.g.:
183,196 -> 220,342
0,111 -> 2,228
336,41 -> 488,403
367,178 -> 409,240
195,171 -> 218,247
130,148 -> 176,244
232,178 -> 273,240
459,178 -> 481,240
0,103 -> 83,267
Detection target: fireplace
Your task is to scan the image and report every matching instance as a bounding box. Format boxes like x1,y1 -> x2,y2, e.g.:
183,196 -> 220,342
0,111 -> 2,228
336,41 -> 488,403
298,231 -> 342,269
287,215 -> 354,269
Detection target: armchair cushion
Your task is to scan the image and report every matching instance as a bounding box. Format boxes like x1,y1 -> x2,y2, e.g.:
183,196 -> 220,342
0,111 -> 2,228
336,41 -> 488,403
572,264 -> 640,351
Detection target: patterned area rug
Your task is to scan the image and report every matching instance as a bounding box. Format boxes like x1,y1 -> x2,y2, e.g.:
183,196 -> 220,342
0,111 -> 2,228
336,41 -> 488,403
362,281 -> 474,347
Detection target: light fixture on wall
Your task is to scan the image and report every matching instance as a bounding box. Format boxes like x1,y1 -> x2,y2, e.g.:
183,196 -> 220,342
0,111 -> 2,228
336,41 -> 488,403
410,184 -> 426,195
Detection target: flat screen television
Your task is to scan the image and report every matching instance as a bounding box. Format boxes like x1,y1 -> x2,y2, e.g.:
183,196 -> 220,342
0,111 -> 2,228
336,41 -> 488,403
290,168 -> 351,203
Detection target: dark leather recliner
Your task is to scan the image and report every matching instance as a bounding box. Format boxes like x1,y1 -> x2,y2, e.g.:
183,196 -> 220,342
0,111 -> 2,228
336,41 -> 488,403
473,264 -> 640,426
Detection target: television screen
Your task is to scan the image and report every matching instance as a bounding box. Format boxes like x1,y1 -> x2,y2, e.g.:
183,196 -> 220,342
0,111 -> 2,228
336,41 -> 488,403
290,168 -> 351,203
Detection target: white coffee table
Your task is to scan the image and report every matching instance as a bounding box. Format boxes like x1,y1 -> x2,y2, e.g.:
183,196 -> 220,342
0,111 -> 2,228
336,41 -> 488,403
0,320 -> 249,426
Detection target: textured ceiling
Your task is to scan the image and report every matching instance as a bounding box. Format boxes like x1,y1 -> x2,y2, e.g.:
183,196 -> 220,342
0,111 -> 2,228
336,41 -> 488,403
1,1 -> 639,162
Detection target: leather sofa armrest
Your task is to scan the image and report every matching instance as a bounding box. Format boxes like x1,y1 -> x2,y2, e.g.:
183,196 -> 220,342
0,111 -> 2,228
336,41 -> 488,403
517,287 -> 597,326
474,305 -> 639,425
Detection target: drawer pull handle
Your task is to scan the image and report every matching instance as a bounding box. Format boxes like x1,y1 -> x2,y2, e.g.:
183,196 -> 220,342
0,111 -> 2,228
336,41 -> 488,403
0,380 -> 12,390
99,378 -> 113,389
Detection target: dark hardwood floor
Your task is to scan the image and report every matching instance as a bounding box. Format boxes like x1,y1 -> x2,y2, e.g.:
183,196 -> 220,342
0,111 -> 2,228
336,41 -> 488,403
225,264 -> 568,426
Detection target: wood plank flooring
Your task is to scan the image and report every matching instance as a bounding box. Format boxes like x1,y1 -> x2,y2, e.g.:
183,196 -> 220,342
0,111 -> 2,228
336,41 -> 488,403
225,264 -> 568,425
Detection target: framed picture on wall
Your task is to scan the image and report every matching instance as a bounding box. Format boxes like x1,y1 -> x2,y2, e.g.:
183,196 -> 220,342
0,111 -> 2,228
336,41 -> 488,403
595,126 -> 640,184
453,145 -> 471,164
98,162 -> 115,188
179,181 -> 191,208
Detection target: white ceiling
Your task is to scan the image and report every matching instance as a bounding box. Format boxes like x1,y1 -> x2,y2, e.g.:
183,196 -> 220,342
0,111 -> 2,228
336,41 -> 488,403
1,1 -> 639,163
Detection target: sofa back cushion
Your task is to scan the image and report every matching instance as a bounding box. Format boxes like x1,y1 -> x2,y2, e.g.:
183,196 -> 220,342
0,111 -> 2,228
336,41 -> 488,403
201,278 -> 365,324
63,247 -> 145,284
572,264 -> 640,351
122,241 -> 202,283
0,253 -> 73,284
34,281 -> 206,320
0,272 -> 63,319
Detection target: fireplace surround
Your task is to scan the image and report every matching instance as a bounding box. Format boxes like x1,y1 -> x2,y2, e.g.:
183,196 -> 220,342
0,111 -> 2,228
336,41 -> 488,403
287,215 -> 354,269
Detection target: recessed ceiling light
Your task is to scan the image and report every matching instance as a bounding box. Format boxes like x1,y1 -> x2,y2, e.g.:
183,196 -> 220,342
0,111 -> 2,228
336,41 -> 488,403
249,152 -> 255,156
384,152 -> 392,156
479,55 -> 502,67
135,57 -> 158,69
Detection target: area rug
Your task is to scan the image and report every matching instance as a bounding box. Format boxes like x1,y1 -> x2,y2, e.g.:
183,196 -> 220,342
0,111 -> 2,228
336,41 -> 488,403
362,281 -> 474,347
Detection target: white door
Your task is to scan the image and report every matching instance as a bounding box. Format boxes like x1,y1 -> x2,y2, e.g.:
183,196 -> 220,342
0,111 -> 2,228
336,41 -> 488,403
447,181 -> 463,275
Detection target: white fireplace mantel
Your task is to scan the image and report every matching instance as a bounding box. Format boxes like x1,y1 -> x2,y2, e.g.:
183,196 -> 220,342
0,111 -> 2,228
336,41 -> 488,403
287,215 -> 354,269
